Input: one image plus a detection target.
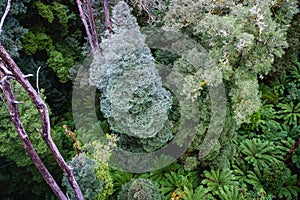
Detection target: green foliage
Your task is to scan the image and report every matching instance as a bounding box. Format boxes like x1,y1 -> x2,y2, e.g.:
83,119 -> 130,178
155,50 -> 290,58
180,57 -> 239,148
245,163 -> 299,200
138,162 -> 182,187
201,168 -> 237,196
46,49 -> 74,83
15,57 -> 72,117
262,161 -> 299,199
276,101 -> 300,125
239,138 -> 278,167
22,31 -> 53,55
111,169 -> 135,195
62,153 -> 103,200
183,185 -> 216,200
164,0 -> 299,127
229,69 -> 261,126
95,162 -> 114,200
117,178 -> 162,200
20,1 -> 83,83
1,0 -> 300,199
158,167 -> 193,200
217,185 -> 245,200
0,81 -> 43,165
34,1 -> 54,23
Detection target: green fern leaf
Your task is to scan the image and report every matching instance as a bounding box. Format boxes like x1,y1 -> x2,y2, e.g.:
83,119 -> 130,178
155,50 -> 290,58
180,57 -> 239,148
246,167 -> 263,190
240,138 -> 278,167
218,185 -> 244,200
183,185 -> 216,200
276,102 -> 300,125
201,169 -> 237,195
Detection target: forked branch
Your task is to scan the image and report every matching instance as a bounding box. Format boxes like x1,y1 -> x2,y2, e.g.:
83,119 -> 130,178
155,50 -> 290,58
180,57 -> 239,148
0,43 -> 84,200
0,61 -> 68,200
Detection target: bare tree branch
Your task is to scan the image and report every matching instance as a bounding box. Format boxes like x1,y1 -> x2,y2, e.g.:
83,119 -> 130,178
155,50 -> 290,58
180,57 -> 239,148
0,61 -> 68,200
86,0 -> 99,50
0,43 -> 84,200
0,0 -> 11,35
76,0 -> 99,53
103,0 -> 112,34
76,0 -> 95,52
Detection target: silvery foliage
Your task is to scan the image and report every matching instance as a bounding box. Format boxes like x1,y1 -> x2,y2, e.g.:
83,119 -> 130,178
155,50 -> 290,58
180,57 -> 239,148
164,0 -> 299,126
62,154 -> 103,200
89,1 -> 172,138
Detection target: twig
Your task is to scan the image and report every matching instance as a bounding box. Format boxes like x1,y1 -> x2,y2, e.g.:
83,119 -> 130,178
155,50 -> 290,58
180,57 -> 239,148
0,62 -> 13,75
36,66 -> 41,94
63,125 -> 84,155
0,0 -> 11,35
0,43 -> 84,200
23,74 -> 33,78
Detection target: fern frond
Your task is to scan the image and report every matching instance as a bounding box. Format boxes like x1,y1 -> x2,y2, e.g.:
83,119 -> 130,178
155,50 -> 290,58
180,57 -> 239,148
232,159 -> 249,183
159,168 -> 192,200
276,102 -> 300,125
240,138 -> 278,167
246,167 -> 263,190
183,185 -> 216,200
218,185 -> 244,200
201,168 -> 237,195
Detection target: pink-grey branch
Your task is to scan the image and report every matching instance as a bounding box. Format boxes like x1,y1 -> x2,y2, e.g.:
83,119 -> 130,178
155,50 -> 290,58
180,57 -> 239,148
0,43 -> 84,200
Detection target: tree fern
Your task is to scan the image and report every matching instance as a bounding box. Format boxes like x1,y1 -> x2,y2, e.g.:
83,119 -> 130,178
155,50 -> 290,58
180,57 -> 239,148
260,85 -> 280,105
158,168 -> 193,200
110,170 -> 135,193
276,102 -> 300,125
201,168 -> 237,195
276,176 -> 299,200
239,138 -> 278,167
232,159 -> 250,183
183,185 -> 216,200
246,167 -> 264,190
287,60 -> 300,84
218,185 -> 245,200
138,162 -> 181,187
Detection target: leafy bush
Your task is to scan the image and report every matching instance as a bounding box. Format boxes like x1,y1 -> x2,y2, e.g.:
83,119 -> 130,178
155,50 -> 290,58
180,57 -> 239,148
117,178 -> 162,200
62,154 -> 103,200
